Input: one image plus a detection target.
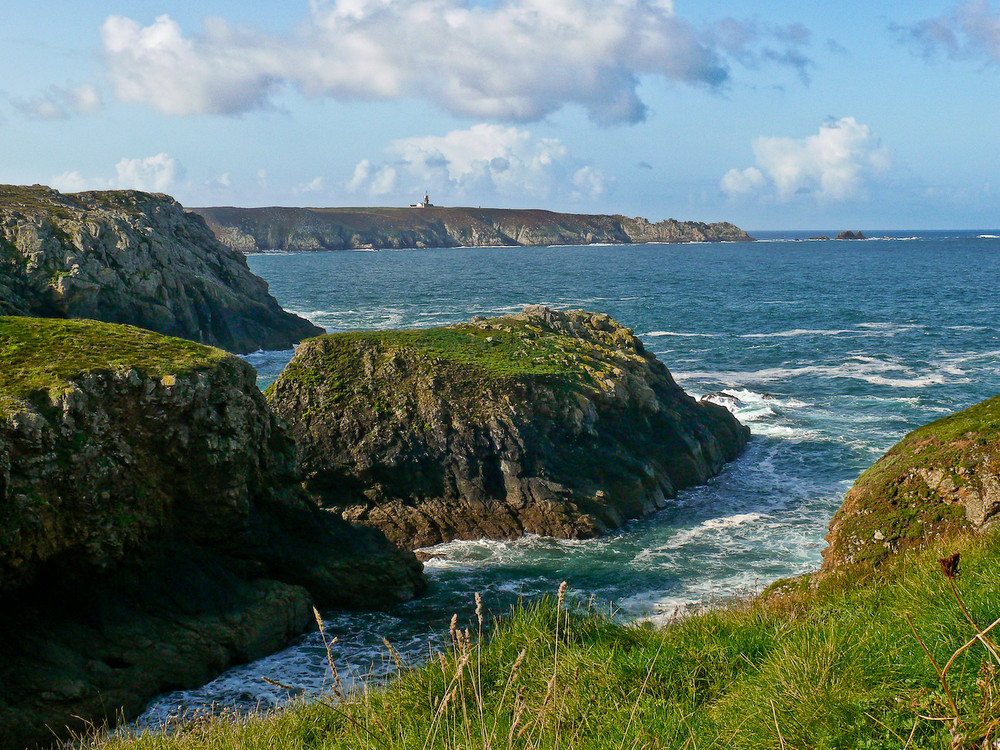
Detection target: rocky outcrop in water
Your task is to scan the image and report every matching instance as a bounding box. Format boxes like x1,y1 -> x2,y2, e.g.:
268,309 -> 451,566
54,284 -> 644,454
266,306 -> 750,549
0,185 -> 322,354
0,317 -> 424,750
192,206 -> 753,252
834,230 -> 866,240
822,395 -> 1000,570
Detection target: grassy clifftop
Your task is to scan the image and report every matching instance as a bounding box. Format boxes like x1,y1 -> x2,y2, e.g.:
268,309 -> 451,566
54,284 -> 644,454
824,395 -> 1000,570
0,317 -> 229,411
91,528 -> 1000,750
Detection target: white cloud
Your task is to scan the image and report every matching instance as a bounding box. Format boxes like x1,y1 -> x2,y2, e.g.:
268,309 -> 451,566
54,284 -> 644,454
100,3 -> 812,125
51,153 -> 181,194
11,83 -> 103,120
347,124 -> 607,204
722,118 -> 891,202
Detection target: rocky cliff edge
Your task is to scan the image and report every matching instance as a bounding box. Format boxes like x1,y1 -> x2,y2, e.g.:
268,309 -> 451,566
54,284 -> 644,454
266,306 -> 750,549
822,395 -> 1000,571
0,317 -> 424,749
0,185 -> 322,353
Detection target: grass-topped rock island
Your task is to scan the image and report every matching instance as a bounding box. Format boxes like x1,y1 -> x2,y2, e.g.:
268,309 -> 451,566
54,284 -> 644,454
266,306 -> 750,548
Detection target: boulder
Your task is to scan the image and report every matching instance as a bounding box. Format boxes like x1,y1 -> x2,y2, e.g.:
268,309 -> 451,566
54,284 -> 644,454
267,306 -> 750,549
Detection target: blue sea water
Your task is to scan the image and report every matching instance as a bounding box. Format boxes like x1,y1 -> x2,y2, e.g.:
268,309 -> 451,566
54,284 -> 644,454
141,231 -> 1000,722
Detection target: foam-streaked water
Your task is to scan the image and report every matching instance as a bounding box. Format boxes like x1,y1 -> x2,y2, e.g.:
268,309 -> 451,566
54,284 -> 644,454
140,231 -> 1000,724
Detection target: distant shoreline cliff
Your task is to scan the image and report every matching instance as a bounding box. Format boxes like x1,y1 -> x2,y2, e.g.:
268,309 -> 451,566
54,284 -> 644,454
189,206 -> 753,252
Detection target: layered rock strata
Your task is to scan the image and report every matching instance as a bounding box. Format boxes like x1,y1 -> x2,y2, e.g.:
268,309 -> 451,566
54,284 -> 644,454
0,317 -> 424,750
192,205 -> 753,252
267,306 -> 750,549
823,395 -> 1000,570
0,185 -> 322,353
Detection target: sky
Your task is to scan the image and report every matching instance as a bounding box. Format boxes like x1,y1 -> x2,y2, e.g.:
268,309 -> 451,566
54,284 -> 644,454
3,0 -> 1000,230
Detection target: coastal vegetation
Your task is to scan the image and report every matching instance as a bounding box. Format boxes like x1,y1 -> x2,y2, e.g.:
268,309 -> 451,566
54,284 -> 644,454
87,526 -> 1000,749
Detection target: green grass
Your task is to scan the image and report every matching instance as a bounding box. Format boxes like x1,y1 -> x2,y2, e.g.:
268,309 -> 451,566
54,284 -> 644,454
266,318 -> 621,411
0,316 -> 229,415
88,529 -> 1000,750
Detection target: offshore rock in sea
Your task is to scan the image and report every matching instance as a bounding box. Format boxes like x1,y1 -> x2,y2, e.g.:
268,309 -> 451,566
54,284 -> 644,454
822,394 -> 1000,571
0,317 -> 424,750
266,306 -> 750,549
0,184 -> 322,353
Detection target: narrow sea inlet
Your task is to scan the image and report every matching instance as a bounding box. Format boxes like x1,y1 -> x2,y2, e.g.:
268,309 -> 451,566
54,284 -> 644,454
141,231 -> 1000,722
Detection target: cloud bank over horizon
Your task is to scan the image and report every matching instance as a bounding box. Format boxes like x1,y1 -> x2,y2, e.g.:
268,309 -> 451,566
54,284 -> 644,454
347,123 -> 608,204
722,117 -> 892,203
100,1 -> 811,125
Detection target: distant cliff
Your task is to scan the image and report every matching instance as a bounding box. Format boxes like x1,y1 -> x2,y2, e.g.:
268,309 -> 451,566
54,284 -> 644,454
0,185 -> 322,353
190,206 -> 753,252
266,306 -> 749,549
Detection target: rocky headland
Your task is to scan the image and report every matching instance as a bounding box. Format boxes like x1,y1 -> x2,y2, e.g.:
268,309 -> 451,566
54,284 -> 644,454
822,394 -> 1000,571
266,306 -> 750,549
0,317 -> 424,750
0,185 -> 322,354
191,205 -> 753,252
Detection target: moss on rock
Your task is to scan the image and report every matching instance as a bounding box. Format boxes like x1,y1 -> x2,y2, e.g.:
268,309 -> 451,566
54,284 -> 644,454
823,395 -> 1000,570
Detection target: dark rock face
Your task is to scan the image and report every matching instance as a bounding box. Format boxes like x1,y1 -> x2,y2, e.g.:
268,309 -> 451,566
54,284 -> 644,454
822,395 -> 1000,571
834,230 -> 866,240
0,322 -> 424,749
0,185 -> 322,353
192,205 -> 753,252
267,306 -> 750,549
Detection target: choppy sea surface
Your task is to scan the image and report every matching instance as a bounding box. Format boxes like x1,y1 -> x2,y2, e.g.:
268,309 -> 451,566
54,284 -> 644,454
140,230 -> 1000,723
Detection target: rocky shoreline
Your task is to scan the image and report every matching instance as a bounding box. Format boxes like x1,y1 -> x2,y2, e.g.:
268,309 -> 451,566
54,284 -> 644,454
191,205 -> 753,252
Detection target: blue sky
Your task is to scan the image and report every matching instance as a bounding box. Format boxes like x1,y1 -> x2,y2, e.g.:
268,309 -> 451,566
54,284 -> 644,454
3,0 -> 999,229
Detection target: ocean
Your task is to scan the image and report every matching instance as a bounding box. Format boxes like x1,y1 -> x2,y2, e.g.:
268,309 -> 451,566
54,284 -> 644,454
140,230 -> 1000,723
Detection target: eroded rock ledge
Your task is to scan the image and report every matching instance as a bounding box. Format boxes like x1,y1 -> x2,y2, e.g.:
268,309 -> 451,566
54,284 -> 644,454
0,317 -> 424,750
0,185 -> 322,353
266,306 -> 750,549
822,395 -> 1000,571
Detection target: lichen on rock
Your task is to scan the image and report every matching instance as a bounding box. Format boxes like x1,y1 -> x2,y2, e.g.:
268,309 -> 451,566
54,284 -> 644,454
0,184 -> 322,353
822,394 -> 1000,571
0,316 -> 424,750
267,306 -> 750,549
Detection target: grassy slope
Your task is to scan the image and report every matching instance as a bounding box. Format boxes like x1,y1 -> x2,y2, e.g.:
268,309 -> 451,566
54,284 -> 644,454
90,529 -> 1000,750
0,316 -> 229,415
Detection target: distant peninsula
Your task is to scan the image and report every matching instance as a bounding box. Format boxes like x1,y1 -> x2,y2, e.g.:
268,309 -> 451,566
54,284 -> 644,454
189,204 -> 753,252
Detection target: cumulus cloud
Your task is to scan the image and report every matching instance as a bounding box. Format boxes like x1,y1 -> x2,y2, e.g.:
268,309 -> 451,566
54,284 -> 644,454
894,1 -> 1000,60
52,153 -> 182,194
100,2 -> 813,125
722,117 -> 891,202
11,83 -> 103,120
347,123 -> 607,203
